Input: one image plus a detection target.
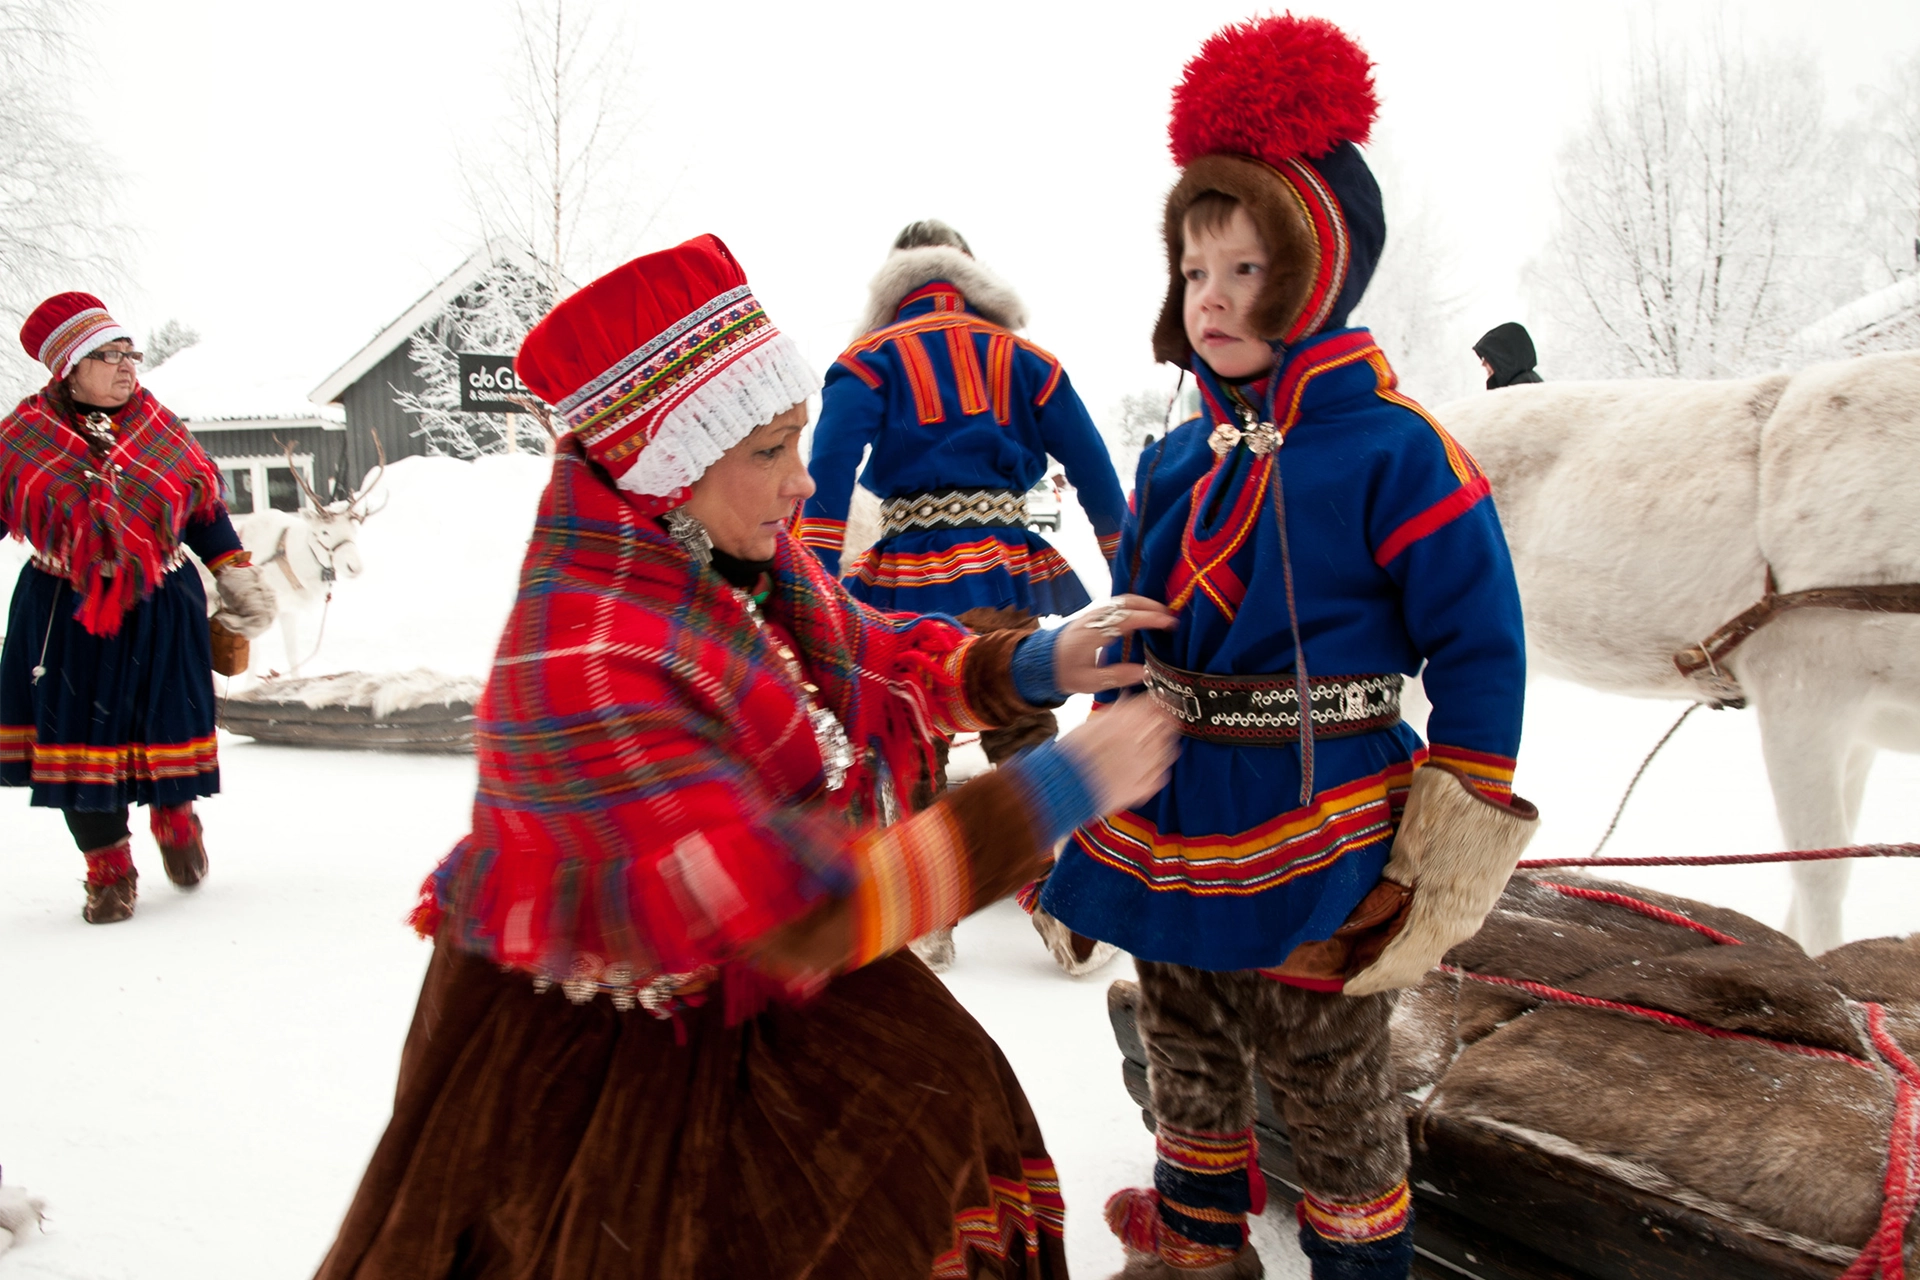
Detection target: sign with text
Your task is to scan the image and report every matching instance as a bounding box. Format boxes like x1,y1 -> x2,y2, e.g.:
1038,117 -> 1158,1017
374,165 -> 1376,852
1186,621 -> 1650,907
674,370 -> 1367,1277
456,352 -> 532,413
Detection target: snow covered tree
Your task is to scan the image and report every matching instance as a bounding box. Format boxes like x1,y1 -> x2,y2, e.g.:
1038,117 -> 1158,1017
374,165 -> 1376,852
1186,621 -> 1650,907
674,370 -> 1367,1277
1528,26 -> 1857,378
459,0 -> 650,299
1103,385 -> 1184,483
1349,143 -> 1474,406
0,0 -> 120,399
143,318 -> 199,370
392,256 -> 555,459
1859,50 -> 1920,286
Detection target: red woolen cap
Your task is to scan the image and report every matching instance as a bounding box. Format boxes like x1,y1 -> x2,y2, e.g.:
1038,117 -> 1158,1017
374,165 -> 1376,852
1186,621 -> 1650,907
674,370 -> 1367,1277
20,291 -> 133,378
516,234 -> 819,504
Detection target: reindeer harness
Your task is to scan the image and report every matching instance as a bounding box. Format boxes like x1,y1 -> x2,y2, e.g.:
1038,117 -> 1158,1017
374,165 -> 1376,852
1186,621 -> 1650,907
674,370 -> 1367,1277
1673,570 -> 1920,701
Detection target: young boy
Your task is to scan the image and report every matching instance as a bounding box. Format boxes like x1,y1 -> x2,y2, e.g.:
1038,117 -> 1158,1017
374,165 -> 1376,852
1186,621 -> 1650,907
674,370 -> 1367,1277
1036,16 -> 1539,1280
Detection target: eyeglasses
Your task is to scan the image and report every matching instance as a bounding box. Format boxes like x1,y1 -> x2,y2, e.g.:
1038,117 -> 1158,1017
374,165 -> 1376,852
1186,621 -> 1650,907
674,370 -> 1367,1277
86,349 -> 144,366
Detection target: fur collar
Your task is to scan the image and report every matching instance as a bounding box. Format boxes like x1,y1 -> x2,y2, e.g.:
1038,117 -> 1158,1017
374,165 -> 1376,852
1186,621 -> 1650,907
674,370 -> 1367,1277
856,246 -> 1028,337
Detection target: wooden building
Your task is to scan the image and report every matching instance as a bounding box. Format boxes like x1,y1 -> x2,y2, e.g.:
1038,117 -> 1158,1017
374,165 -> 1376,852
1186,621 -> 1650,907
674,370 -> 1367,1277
308,243 -> 549,479
140,338 -> 348,510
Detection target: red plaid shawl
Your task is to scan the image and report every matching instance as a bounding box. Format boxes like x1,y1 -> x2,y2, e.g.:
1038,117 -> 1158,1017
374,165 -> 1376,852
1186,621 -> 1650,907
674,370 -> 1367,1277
416,448 -> 998,996
0,385 -> 223,635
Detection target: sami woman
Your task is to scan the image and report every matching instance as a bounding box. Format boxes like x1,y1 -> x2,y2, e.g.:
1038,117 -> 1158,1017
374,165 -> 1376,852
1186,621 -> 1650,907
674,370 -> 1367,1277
313,235 -> 1178,1279
0,292 -> 276,923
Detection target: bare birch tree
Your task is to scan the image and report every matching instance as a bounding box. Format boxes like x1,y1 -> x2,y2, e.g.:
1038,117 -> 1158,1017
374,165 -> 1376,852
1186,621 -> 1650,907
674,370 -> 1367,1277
0,0 -> 120,398
1528,26 -> 1855,378
460,0 -> 653,299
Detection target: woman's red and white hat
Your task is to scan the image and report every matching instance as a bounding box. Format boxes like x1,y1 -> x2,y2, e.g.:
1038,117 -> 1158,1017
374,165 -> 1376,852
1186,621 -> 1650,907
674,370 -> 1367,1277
516,234 -> 819,505
20,292 -> 133,378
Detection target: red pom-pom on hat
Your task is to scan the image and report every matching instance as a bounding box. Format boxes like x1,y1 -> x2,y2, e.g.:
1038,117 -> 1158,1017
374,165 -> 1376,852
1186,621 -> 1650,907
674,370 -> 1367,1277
1169,13 -> 1378,169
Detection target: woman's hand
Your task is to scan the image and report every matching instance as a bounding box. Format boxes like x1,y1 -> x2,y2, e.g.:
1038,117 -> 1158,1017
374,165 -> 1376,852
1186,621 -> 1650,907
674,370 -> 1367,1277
1055,694 -> 1181,815
1053,595 -> 1177,694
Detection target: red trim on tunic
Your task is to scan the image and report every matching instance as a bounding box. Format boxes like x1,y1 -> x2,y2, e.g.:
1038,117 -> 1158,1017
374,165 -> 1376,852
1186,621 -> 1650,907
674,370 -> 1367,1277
1373,475 -> 1491,567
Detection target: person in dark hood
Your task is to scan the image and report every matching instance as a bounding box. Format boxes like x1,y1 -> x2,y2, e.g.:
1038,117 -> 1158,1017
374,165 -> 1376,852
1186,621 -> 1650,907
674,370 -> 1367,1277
1473,321 -> 1543,388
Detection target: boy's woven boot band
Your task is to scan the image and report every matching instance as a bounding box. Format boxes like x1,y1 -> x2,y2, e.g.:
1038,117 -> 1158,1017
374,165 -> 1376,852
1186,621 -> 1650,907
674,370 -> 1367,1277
1295,1183 -> 1416,1279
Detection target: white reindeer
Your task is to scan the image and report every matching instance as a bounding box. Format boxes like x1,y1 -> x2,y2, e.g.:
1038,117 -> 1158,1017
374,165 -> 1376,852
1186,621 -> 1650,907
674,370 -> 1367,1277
1438,348 -> 1920,953
209,443 -> 386,676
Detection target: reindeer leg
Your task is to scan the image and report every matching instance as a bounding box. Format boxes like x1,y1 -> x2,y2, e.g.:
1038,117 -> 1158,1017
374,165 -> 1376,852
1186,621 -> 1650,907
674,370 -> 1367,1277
281,609 -> 305,678
1755,698 -> 1856,955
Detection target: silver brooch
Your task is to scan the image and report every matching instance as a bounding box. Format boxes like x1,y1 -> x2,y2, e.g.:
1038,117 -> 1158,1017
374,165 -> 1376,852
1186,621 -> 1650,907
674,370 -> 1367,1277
1210,420 -> 1281,456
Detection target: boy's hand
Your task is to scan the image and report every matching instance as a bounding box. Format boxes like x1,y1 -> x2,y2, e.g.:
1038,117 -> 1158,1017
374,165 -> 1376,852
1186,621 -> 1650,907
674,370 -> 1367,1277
1054,595 -> 1176,694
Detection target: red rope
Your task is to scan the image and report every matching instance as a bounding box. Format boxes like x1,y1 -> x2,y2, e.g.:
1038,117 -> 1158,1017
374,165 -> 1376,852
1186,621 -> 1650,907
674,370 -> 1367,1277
1518,842 -> 1920,871
1535,881 -> 1748,947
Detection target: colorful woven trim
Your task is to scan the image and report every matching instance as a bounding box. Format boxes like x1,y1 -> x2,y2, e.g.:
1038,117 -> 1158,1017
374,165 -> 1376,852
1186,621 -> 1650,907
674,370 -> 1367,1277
1273,158 -> 1350,345
148,802 -> 195,848
849,803 -> 970,967
880,488 -> 1027,538
37,307 -> 130,377
82,839 -> 134,886
205,548 -> 251,573
0,727 -> 219,785
793,516 -> 845,554
851,535 -> 1078,592
1426,746 -> 1515,804
557,284 -> 818,497
931,1158 -> 1065,1279
1097,529 -> 1121,560
1072,757 -> 1415,897
1152,1123 -> 1264,1249
1298,1182 -> 1411,1244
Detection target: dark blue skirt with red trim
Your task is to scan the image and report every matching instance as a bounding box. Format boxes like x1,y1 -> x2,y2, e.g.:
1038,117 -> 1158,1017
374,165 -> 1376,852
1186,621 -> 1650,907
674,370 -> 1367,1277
842,526 -> 1094,617
0,562 -> 220,811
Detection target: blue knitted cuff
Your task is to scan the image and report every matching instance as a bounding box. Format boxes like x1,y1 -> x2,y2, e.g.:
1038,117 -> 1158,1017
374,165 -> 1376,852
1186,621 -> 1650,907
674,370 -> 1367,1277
1010,627 -> 1066,707
1002,738 -> 1099,848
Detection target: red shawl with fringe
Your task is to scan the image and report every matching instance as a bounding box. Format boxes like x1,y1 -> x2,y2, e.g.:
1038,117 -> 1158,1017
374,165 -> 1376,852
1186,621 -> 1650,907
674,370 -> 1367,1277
0,385 -> 223,636
415,448 -> 999,1001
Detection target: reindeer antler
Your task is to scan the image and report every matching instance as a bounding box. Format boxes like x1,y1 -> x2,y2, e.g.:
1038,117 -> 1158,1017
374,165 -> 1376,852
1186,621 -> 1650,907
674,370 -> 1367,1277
349,431 -> 389,521
276,436 -> 329,511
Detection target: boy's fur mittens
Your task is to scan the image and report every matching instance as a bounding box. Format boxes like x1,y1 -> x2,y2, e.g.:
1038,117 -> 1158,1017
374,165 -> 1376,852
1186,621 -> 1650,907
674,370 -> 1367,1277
1343,764 -> 1538,996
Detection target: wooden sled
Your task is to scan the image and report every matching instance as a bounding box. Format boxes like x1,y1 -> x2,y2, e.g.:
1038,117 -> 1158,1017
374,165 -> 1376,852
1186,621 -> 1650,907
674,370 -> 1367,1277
217,670 -> 479,754
1110,876 -> 1917,1279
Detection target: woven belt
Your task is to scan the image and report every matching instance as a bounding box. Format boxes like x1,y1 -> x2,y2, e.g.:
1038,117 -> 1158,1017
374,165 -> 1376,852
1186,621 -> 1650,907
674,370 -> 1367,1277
880,488 -> 1027,538
1143,654 -> 1403,746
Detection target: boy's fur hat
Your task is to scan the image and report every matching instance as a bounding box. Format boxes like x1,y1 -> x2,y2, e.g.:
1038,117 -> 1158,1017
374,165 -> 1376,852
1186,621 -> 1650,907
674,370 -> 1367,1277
1153,15 -> 1387,366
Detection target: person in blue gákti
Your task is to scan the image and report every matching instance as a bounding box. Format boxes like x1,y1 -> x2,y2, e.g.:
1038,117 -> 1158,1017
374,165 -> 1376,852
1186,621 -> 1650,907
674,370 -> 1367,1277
1036,17 -> 1542,1280
800,219 -> 1130,974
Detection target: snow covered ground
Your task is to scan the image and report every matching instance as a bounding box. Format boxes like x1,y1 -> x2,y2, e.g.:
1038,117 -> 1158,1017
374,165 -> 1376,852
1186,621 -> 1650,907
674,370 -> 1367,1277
4,459 -> 1919,1277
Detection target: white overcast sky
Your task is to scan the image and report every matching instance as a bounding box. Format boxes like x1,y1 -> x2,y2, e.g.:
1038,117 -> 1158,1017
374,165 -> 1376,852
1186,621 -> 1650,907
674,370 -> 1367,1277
62,0 -> 1920,421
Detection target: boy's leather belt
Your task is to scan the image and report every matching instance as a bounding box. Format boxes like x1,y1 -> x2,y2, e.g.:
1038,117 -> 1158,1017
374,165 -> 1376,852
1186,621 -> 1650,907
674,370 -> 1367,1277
880,488 -> 1027,538
1142,654 -> 1403,745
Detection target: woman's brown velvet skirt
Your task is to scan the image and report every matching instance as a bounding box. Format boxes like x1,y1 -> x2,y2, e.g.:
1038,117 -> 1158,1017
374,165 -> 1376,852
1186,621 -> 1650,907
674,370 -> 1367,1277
315,940 -> 1069,1279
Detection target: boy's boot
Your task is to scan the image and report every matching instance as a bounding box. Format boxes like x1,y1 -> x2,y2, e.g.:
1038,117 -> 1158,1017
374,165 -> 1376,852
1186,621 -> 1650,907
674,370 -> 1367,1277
82,840 -> 138,924
1295,1185 -> 1416,1280
1031,905 -> 1118,976
1105,1122 -> 1266,1279
152,803 -> 207,889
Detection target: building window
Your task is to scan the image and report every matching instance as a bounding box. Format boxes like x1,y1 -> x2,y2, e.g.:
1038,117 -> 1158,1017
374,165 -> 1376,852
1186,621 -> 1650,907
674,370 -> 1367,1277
217,456 -> 315,514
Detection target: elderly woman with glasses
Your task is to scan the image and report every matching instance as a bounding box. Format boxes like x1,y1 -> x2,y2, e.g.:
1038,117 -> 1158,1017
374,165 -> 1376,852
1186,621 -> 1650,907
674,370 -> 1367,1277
313,236 -> 1180,1279
0,292 -> 277,923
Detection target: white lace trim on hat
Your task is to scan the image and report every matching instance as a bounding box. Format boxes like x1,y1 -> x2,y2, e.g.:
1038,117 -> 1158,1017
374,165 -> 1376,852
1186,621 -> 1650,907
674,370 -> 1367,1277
614,330 -> 822,499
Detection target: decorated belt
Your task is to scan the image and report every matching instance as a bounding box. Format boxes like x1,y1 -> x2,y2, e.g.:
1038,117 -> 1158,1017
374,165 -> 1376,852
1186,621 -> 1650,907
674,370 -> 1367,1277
880,488 -> 1027,538
1142,654 -> 1403,745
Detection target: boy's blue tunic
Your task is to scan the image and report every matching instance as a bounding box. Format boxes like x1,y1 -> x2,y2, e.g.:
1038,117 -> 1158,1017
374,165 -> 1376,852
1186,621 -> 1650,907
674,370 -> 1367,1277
799,282 -> 1127,615
1040,329 -> 1527,972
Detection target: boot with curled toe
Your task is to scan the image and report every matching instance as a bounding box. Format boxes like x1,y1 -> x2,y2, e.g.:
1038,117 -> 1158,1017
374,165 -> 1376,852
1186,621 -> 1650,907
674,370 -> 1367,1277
152,805 -> 207,889
1105,1187 -> 1264,1279
82,840 -> 138,924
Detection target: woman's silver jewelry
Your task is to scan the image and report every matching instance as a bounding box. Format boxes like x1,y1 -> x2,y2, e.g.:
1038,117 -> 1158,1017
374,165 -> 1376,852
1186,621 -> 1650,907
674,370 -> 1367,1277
662,507 -> 712,568
1088,600 -> 1128,640
732,586 -> 852,792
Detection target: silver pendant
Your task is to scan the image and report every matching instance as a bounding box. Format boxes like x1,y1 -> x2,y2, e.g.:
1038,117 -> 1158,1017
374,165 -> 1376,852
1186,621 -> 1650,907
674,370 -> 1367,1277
662,507 -> 712,568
